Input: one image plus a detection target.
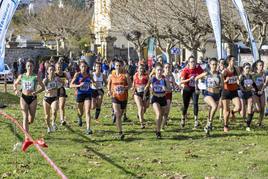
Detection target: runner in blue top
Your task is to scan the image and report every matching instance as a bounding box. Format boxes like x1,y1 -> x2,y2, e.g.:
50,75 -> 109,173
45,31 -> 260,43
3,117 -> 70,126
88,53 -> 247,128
144,62 -> 170,139
70,60 -> 96,135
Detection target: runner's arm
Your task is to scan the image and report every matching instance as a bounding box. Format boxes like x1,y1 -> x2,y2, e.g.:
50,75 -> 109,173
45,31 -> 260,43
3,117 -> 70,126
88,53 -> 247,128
107,74 -> 112,96
34,76 -> 45,95
125,74 -> 132,90
195,72 -> 207,81
13,75 -> 22,94
70,73 -> 81,88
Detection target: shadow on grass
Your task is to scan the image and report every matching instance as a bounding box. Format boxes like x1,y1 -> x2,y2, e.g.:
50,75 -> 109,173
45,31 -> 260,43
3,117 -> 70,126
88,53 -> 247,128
84,145 -> 139,178
93,136 -> 144,143
64,125 -> 99,145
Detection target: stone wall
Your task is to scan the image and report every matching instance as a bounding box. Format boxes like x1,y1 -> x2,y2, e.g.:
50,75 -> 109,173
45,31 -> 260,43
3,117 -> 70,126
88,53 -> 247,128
4,47 -> 56,67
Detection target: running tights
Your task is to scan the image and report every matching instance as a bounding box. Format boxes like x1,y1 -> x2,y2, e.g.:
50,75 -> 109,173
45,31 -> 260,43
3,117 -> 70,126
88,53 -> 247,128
182,87 -> 199,116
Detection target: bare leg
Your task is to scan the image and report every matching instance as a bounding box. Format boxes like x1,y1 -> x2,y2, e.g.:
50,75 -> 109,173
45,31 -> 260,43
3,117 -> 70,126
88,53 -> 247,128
20,98 -> 29,138
84,99 -> 91,130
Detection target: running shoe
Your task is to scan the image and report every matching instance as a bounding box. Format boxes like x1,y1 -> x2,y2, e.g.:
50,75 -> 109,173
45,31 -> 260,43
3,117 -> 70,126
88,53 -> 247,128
123,114 -> 131,122
52,123 -> 58,131
119,132 -> 125,140
224,126 -> 229,133
141,123 -> 145,129
156,131 -> 162,139
77,117 -> 82,127
204,126 -> 210,136
60,119 -> 66,126
180,118 -> 185,128
265,108 -> 268,116
85,128 -> 93,135
246,127 -> 251,132
193,120 -> 199,129
257,122 -> 264,128
47,127 -> 52,133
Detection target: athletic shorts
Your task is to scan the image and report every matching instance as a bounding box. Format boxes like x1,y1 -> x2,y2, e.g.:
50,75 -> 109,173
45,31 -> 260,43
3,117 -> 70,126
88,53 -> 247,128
92,89 -> 104,98
165,92 -> 173,101
22,94 -> 37,105
134,91 -> 150,101
76,93 -> 92,103
151,95 -> 167,107
44,96 -> 58,105
238,90 -> 253,100
254,91 -> 265,97
221,89 -> 238,100
203,91 -> 221,101
58,87 -> 67,98
112,98 -> 127,110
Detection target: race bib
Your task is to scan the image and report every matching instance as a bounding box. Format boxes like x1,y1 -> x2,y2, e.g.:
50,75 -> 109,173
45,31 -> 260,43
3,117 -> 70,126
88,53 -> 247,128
228,76 -> 237,84
115,85 -> 125,94
244,79 -> 253,87
95,81 -> 103,89
189,79 -> 195,87
137,85 -> 145,93
207,78 -> 216,88
153,84 -> 164,93
47,81 -> 57,90
23,81 -> 34,91
80,82 -> 90,91
255,77 -> 264,86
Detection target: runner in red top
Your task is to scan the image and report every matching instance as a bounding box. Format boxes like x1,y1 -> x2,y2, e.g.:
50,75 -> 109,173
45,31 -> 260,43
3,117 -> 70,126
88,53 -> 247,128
180,56 -> 203,129
162,63 -> 178,130
132,64 -> 150,129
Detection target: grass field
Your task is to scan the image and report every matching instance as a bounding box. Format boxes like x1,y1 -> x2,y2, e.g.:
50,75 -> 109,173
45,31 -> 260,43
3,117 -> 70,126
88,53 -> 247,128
0,86 -> 268,179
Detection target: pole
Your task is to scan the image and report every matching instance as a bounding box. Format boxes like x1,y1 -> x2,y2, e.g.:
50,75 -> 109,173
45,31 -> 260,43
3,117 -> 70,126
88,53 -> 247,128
128,41 -> 130,61
4,74 -> 7,93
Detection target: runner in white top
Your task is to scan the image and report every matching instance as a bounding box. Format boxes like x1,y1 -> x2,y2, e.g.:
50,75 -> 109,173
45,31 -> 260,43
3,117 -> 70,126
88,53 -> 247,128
91,62 -> 107,122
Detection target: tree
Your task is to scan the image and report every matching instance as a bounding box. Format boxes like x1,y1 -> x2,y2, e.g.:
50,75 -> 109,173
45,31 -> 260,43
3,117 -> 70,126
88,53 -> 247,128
245,0 -> 268,53
112,0 -> 212,62
11,3 -> 93,55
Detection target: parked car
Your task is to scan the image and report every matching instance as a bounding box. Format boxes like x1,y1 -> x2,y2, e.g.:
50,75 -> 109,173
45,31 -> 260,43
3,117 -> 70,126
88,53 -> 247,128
0,64 -> 14,83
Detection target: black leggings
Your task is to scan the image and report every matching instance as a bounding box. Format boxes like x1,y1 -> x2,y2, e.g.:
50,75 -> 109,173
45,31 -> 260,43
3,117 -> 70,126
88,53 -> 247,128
182,87 -> 199,116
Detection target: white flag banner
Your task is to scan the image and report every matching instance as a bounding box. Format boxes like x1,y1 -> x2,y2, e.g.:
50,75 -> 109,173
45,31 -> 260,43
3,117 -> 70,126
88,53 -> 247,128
206,0 -> 222,59
0,0 -> 20,72
232,0 -> 259,62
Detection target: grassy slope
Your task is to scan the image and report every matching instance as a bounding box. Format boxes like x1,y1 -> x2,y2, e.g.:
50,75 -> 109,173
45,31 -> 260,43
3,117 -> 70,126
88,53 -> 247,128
0,86 -> 268,179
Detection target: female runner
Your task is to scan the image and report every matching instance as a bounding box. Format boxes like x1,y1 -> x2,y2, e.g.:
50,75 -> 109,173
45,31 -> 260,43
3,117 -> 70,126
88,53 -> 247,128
144,63 -> 170,139
221,56 -> 241,132
107,60 -> 131,140
195,58 -> 223,135
238,63 -> 255,131
132,63 -> 150,129
162,63 -> 177,129
43,65 -> 60,133
13,59 -> 45,144
70,60 -> 95,135
91,62 -> 107,122
252,60 -> 268,127
55,62 -> 70,125
180,56 -> 203,129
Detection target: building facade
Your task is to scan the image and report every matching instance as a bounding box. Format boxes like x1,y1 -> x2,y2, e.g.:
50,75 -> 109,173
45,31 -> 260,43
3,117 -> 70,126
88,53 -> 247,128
93,0 -> 136,59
